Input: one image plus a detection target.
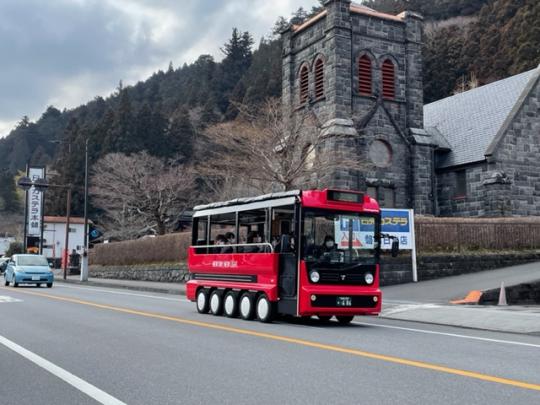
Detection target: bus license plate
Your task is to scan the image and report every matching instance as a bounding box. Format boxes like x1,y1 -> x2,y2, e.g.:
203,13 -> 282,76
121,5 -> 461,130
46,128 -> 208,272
337,296 -> 352,306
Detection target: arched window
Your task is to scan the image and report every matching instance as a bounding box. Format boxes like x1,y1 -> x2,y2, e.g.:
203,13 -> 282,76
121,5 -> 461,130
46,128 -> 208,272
358,55 -> 372,96
299,65 -> 309,104
314,58 -> 324,99
381,59 -> 395,100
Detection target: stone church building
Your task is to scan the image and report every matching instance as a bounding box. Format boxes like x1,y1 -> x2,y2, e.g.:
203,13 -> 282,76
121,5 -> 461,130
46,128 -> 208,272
281,0 -> 540,216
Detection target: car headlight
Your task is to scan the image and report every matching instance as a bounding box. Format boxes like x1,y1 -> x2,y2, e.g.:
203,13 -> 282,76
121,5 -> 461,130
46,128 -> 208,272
364,272 -> 374,284
309,271 -> 320,283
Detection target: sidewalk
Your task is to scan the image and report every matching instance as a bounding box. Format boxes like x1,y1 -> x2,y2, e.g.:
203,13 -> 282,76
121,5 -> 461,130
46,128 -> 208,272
55,273 -> 186,296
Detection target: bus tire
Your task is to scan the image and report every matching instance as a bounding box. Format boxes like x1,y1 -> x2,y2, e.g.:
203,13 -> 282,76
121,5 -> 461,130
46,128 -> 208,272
223,291 -> 238,318
336,315 -> 354,325
196,289 -> 210,314
317,315 -> 332,323
256,293 -> 274,323
239,292 -> 255,320
209,290 -> 223,316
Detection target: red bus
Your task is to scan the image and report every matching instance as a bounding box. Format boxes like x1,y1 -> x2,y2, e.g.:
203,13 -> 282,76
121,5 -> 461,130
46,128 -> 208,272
186,189 -> 394,324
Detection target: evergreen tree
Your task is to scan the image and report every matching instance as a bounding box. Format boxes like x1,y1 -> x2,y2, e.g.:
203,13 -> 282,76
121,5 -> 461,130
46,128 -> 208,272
0,170 -> 20,212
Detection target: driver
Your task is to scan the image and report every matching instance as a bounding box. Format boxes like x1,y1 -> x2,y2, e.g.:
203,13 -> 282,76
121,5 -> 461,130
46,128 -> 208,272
321,235 -> 337,253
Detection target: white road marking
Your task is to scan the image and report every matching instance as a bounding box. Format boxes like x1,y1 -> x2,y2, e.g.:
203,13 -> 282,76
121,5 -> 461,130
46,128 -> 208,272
0,334 -> 126,405
56,284 -> 190,302
381,303 -> 442,316
353,321 -> 540,349
0,295 -> 22,303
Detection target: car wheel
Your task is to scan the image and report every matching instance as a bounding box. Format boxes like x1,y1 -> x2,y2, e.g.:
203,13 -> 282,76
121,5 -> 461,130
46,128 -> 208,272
223,291 -> 238,318
239,292 -> 255,320
255,293 -> 274,323
336,315 -> 354,325
196,289 -> 210,314
13,278 -> 18,288
47,283 -> 53,288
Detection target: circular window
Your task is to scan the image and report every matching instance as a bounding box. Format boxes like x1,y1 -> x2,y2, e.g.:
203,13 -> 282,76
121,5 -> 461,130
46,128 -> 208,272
369,140 -> 392,168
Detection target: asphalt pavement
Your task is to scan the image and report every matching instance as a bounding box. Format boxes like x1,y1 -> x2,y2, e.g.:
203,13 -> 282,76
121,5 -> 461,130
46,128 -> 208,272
0,282 -> 539,404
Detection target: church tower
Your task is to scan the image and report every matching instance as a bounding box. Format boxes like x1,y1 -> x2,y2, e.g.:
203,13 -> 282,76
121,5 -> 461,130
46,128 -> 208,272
281,0 -> 435,214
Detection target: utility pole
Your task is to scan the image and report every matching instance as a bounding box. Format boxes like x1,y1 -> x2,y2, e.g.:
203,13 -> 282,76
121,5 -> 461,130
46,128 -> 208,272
63,187 -> 71,280
81,138 -> 89,281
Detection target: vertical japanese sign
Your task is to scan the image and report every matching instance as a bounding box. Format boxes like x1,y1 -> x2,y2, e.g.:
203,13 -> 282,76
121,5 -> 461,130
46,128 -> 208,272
27,167 -> 45,237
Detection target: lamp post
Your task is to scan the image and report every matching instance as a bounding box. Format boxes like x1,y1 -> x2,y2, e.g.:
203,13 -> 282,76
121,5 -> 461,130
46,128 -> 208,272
81,138 -> 89,282
50,137 -> 90,281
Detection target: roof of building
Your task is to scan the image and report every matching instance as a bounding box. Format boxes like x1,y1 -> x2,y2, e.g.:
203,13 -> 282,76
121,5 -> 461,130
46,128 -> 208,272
44,216 -> 92,225
424,66 -> 540,169
292,2 -> 404,33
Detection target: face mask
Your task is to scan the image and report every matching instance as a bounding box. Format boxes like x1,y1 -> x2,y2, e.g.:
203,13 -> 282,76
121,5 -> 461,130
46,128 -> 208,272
326,241 -> 334,248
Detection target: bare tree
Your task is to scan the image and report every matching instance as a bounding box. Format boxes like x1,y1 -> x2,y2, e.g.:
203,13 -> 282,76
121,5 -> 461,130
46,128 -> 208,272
90,152 -> 196,240
199,98 -> 364,194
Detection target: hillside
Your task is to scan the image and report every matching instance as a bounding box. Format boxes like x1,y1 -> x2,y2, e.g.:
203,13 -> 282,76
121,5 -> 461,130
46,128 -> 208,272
0,0 -> 538,217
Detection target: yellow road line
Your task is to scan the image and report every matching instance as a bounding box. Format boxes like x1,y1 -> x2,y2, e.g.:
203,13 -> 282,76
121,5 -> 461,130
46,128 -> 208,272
6,287 -> 540,392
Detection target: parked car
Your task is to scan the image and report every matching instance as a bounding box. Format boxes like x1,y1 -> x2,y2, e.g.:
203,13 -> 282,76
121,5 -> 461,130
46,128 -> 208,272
3,254 -> 54,288
0,257 -> 9,274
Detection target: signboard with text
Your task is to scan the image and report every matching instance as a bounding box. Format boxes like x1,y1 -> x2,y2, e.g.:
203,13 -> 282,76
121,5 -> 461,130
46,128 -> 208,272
26,167 -> 45,237
380,209 -> 414,250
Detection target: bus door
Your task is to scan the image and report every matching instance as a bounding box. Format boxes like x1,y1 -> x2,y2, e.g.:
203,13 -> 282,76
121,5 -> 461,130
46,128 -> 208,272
272,205 -> 298,315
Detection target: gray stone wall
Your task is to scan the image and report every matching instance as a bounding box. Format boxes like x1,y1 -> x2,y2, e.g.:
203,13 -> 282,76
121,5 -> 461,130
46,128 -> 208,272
90,263 -> 189,282
493,76 -> 540,215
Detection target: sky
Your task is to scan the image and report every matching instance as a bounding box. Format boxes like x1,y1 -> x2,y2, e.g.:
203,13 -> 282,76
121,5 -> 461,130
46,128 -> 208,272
0,0 -> 319,138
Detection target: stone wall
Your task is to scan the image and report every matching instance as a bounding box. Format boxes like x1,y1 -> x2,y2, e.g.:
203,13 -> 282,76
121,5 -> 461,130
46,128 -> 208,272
89,263 -> 189,282
381,251 -> 540,285
89,253 -> 540,287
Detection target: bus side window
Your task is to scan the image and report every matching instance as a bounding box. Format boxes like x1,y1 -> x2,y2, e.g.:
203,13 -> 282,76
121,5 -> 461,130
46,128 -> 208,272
209,212 -> 236,254
239,209 -> 267,253
193,217 -> 208,254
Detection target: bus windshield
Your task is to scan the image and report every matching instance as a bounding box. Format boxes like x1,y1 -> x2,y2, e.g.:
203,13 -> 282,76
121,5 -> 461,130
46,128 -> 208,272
302,209 -> 378,265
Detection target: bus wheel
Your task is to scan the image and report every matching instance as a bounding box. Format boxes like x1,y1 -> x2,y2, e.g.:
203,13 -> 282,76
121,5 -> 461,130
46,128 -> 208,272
336,315 -> 354,325
317,315 -> 332,323
256,294 -> 274,323
196,289 -> 210,314
239,292 -> 255,320
223,291 -> 238,318
209,290 -> 223,316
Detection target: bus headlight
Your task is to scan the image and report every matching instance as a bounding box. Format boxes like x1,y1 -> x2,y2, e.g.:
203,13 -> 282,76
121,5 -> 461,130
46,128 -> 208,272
310,271 -> 320,283
364,273 -> 374,284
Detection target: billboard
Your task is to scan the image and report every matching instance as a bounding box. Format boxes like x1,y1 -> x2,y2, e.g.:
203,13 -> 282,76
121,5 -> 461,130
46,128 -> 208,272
26,167 -> 45,237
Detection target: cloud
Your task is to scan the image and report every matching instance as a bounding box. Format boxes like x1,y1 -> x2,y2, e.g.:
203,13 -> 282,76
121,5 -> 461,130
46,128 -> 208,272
0,0 -> 316,137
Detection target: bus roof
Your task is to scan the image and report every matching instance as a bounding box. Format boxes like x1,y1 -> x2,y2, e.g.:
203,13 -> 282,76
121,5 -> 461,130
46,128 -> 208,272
193,190 -> 301,212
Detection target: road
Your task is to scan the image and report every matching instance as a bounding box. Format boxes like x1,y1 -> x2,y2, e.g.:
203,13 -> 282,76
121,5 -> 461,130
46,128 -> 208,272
0,283 -> 539,404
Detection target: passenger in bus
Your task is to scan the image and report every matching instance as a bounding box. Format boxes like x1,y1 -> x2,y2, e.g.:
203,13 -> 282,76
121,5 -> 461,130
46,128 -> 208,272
221,232 -> 235,253
214,234 -> 227,253
244,231 -> 261,253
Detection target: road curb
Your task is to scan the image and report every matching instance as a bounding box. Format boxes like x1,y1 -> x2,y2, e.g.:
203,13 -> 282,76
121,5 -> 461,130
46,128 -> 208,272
56,279 -> 186,296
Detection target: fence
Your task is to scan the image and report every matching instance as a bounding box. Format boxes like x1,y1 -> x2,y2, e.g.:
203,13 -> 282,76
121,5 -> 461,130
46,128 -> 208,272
89,232 -> 191,266
415,216 -> 540,252
89,217 -> 540,266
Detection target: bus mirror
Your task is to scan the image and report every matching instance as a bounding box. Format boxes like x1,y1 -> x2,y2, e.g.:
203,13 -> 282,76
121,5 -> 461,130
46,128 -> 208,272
391,239 -> 399,257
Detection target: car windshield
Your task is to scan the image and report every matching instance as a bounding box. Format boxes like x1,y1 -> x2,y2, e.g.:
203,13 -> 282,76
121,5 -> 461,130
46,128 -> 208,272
17,256 -> 49,266
302,209 -> 378,265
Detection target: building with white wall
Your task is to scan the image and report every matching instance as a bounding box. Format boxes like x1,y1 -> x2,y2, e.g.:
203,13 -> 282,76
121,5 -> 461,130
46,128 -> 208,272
42,216 -> 89,259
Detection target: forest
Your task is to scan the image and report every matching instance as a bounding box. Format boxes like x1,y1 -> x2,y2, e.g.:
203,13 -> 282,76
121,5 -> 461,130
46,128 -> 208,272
0,0 -> 538,236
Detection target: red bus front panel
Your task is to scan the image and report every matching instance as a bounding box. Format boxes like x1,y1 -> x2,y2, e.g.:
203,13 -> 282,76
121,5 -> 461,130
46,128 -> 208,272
297,261 -> 382,316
